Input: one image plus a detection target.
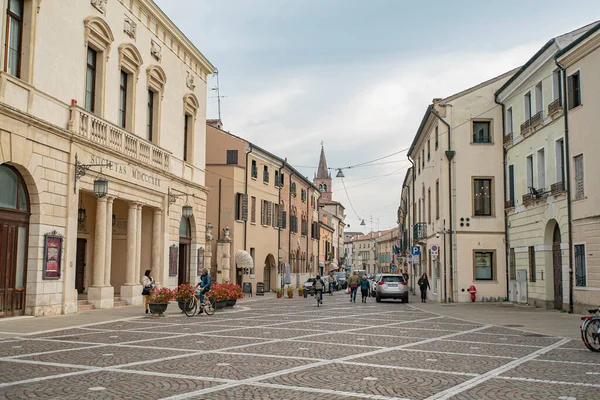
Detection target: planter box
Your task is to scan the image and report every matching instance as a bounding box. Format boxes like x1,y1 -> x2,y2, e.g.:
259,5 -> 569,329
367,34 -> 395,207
148,303 -> 168,316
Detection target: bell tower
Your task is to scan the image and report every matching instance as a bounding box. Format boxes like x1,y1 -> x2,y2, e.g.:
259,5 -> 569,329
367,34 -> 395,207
314,144 -> 332,202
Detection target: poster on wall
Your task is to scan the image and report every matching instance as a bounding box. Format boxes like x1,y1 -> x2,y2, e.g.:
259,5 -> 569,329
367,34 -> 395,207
169,245 -> 178,276
197,247 -> 205,275
43,232 -> 63,280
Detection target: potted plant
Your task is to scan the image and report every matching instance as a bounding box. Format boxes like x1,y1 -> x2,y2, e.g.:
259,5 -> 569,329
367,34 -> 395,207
276,288 -> 282,298
210,283 -> 229,309
287,286 -> 294,298
298,286 -> 304,297
147,287 -> 175,316
221,282 -> 243,306
175,283 -> 195,312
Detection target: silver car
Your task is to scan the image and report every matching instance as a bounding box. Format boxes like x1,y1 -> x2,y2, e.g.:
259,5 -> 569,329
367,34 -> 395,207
369,274 -> 382,296
375,274 -> 409,303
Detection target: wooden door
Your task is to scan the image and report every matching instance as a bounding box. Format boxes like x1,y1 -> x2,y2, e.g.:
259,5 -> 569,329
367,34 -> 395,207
178,243 -> 189,286
0,222 -> 19,317
553,226 -> 563,310
75,239 -> 87,293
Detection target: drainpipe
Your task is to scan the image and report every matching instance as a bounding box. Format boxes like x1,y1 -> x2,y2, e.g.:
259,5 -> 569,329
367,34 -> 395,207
217,179 -> 222,238
277,164 -> 283,287
408,156 -> 416,295
495,98 -> 511,300
430,107 -> 455,302
288,169 -> 296,280
556,61 -> 575,314
243,145 -> 253,251
307,187 -> 311,274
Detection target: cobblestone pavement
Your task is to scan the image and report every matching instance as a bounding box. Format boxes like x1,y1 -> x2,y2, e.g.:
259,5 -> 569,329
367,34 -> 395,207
0,293 -> 598,399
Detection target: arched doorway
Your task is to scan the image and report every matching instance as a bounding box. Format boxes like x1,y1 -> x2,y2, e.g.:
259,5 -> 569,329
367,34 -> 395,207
179,217 -> 191,286
0,165 -> 30,317
264,254 -> 275,292
552,224 -> 563,310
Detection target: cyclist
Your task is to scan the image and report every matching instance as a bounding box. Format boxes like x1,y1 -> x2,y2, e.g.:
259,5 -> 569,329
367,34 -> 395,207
313,274 -> 325,305
196,268 -> 211,306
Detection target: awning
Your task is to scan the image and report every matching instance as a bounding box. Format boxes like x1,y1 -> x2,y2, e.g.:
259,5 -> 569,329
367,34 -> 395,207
235,249 -> 254,270
328,263 -> 339,271
318,262 -> 325,267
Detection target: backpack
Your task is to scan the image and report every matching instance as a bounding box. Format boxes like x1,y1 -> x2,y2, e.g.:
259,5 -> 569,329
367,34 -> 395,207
315,279 -> 323,290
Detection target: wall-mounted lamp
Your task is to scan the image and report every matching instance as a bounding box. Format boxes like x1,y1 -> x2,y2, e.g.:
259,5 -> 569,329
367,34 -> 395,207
168,187 -> 197,216
74,153 -> 113,197
77,191 -> 86,223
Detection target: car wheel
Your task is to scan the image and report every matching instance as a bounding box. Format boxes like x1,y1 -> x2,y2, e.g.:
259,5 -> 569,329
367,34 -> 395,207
375,295 -> 382,303
403,295 -> 409,303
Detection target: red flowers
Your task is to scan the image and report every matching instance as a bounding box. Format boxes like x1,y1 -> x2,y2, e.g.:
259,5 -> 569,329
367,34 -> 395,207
147,287 -> 175,304
211,282 -> 244,301
174,283 -> 195,302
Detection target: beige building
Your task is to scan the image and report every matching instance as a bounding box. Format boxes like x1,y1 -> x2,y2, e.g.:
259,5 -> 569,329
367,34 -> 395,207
407,70 -> 513,303
352,232 -> 377,274
375,228 -> 398,273
555,24 -> 600,312
0,0 -> 215,317
205,122 -> 320,293
496,23 -> 596,310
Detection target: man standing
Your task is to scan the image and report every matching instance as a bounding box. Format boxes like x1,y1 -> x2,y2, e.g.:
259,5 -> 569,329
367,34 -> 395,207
348,271 -> 360,303
197,268 -> 212,305
328,272 -> 336,295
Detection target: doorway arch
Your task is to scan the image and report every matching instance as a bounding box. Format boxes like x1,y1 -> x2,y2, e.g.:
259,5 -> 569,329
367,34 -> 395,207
552,224 -> 563,310
264,253 -> 276,292
178,216 -> 191,286
0,164 -> 30,317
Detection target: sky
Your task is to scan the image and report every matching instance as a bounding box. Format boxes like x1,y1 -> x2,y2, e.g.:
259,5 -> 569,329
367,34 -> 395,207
156,0 -> 600,232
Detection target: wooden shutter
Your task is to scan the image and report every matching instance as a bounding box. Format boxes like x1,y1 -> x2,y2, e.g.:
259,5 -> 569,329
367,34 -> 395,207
241,194 -> 248,221
260,200 -> 265,225
278,207 -> 284,228
282,211 -> 287,229
251,197 -> 256,223
267,202 -> 273,226
575,155 -> 584,199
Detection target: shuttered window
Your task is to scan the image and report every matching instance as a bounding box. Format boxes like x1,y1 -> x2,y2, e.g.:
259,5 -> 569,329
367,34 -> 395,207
235,193 -> 248,221
574,154 -> 584,199
251,196 -> 256,223
226,150 -> 238,165
281,211 -> 287,229
528,246 -> 536,282
575,244 -> 586,287
567,71 -> 581,110
266,201 -> 272,226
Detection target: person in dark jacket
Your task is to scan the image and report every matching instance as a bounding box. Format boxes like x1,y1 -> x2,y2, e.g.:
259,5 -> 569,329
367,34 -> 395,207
360,275 -> 370,303
418,273 -> 431,303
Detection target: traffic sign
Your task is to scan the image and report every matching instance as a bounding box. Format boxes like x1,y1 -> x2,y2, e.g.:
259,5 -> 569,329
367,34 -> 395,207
431,245 -> 438,252
391,264 -> 397,271
411,246 -> 421,256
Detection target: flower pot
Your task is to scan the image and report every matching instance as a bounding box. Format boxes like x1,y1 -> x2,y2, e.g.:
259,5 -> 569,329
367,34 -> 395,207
214,300 -> 227,309
287,293 -> 293,298
177,300 -> 193,312
276,293 -> 282,298
148,303 -> 168,316
226,299 -> 236,307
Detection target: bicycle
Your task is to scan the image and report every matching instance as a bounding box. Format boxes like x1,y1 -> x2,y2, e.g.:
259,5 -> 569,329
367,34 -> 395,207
580,307 -> 600,352
184,290 -> 215,317
316,290 -> 323,307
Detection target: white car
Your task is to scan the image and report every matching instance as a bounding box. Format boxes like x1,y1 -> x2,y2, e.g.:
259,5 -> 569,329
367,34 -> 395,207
369,274 -> 382,296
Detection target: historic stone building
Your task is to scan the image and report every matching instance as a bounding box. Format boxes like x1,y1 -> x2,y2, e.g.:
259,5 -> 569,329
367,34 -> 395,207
0,0 -> 214,317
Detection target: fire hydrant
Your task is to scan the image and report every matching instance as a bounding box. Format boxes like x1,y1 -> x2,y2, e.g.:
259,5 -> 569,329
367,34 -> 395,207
468,285 -> 477,302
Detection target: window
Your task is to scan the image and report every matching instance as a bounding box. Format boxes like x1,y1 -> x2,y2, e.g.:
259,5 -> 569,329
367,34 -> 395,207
291,182 -> 297,196
552,70 -> 562,102
147,90 -> 157,142
509,248 -> 516,281
535,82 -> 543,114
556,139 -> 565,186
280,173 -> 284,187
274,171 -> 279,187
505,107 -> 513,135
575,244 -> 586,287
528,246 -> 536,282
422,149 -> 425,167
5,0 -> 24,77
260,200 -> 271,226
183,114 -> 193,162
85,47 -> 97,112
567,71 -> 581,109
526,155 -> 534,190
235,193 -> 248,221
574,154 -> 584,199
427,188 -> 431,224
251,160 -> 257,179
226,150 -> 238,165
251,196 -> 256,223
536,149 -> 545,190
273,204 -> 279,227
524,91 -> 532,120
473,178 -> 492,216
435,180 -> 439,220
435,126 -> 439,149
118,71 -> 128,128
474,252 -> 494,280
263,166 -> 269,183
427,140 -> 430,161
473,121 -> 491,143
508,165 -> 515,204
417,157 -> 421,174
301,189 -> 307,203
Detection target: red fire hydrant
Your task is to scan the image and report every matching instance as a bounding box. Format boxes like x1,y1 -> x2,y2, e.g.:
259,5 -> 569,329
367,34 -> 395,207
468,285 -> 477,302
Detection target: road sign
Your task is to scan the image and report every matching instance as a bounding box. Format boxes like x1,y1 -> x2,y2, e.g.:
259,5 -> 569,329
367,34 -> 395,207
412,255 -> 419,264
411,246 -> 421,256
431,245 -> 438,252
391,264 -> 397,271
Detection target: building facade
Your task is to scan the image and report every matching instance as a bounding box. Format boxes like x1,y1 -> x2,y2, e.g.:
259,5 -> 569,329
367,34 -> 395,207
0,0 -> 214,317
376,228 -> 398,273
496,23 -> 595,310
408,70 -> 513,303
556,24 -> 600,312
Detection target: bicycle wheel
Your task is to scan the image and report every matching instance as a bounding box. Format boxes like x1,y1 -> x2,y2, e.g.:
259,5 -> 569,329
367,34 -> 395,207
184,298 -> 197,317
204,299 -> 215,315
582,318 -> 600,352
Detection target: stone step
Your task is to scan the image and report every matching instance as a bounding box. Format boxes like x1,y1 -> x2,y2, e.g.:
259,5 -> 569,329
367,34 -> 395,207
113,301 -> 128,308
77,299 -> 89,306
77,304 -> 94,312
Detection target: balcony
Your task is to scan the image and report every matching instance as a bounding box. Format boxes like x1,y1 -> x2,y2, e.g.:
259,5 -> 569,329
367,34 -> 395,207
68,106 -> 170,171
505,199 -> 514,209
522,193 -> 534,206
548,98 -> 563,117
503,132 -> 513,148
520,119 -> 531,135
530,111 -> 544,128
551,181 -> 566,196
413,222 -> 427,241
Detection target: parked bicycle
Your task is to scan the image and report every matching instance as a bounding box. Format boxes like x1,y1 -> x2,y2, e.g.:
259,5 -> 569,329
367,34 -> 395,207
184,290 -> 215,317
580,307 -> 600,351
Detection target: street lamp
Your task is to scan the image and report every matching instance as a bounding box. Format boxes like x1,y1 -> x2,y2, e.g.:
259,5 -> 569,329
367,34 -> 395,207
336,169 -> 345,178
73,153 -> 112,195
77,191 -> 86,223
168,187 -> 197,216
93,177 -> 108,198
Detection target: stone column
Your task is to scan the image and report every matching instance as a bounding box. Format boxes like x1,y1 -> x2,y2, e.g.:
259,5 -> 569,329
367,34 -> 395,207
120,202 -> 142,305
135,204 -> 142,283
104,197 -> 114,287
152,209 -> 162,279
88,196 -> 112,309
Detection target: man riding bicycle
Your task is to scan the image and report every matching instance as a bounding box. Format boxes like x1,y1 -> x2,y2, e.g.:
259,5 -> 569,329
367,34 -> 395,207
196,268 -> 211,305
313,275 -> 325,305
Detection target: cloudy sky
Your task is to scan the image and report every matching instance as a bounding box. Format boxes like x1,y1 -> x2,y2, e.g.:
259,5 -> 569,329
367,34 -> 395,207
156,0 -> 599,231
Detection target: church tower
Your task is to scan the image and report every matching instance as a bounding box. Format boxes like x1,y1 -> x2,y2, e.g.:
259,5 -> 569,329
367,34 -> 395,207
314,145 -> 332,202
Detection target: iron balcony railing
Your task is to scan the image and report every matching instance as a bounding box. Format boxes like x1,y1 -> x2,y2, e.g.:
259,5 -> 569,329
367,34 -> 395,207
413,222 -> 427,241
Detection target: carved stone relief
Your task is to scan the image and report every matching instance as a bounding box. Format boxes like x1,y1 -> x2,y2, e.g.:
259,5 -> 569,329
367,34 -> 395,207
124,15 -> 137,39
151,39 -> 162,62
91,0 -> 107,14
186,72 -> 195,91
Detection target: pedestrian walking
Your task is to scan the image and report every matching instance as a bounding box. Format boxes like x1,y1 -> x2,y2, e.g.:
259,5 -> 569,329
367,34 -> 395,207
328,272 -> 336,295
348,271 -> 360,303
360,274 -> 370,303
141,269 -> 155,314
418,273 -> 430,303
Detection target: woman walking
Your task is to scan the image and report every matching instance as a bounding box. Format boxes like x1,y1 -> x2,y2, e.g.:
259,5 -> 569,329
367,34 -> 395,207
360,274 -> 370,303
141,269 -> 155,314
418,273 -> 430,303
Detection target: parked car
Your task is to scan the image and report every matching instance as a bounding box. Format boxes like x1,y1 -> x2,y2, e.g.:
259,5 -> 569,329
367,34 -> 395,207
369,274 -> 382,297
335,272 -> 347,289
303,277 -> 331,296
374,274 -> 408,303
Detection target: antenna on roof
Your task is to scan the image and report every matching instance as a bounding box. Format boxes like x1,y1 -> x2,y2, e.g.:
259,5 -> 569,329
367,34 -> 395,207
211,70 -> 225,121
